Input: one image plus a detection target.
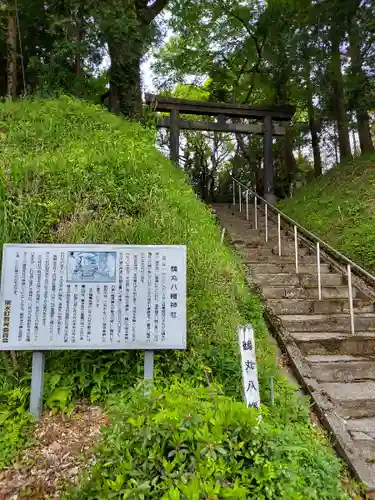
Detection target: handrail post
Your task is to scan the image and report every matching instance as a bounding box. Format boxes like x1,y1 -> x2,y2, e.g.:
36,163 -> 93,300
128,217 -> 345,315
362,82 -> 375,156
246,190 -> 249,221
230,177 -> 375,288
265,203 -> 268,242
347,265 -> 355,334
294,225 -> 299,274
317,243 -> 322,301
277,213 -> 281,256
239,185 -> 242,213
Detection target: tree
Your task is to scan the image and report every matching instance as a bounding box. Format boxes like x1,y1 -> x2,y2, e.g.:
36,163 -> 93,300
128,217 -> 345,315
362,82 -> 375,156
95,0 -> 168,117
347,1 -> 374,153
6,2 -> 17,99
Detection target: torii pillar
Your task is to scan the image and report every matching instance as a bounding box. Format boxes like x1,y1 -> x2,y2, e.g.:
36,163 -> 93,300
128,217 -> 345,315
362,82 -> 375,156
263,116 -> 276,205
170,108 -> 180,165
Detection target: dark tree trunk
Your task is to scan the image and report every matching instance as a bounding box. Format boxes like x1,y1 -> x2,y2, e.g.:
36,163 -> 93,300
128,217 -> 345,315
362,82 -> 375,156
284,126 -> 297,197
348,15 -> 374,154
307,79 -> 322,176
107,42 -> 142,117
99,0 -> 168,118
7,12 -> 17,99
329,29 -> 352,161
75,17 -> 84,75
357,111 -> 374,153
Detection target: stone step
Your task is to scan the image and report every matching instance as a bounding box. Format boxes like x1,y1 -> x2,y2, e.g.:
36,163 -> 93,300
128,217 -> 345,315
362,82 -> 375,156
236,244 -> 312,258
267,298 -> 373,315
321,381 -> 375,419
262,285 -> 356,300
306,355 -> 375,382
249,262 -> 331,274
244,254 -> 318,264
280,313 -> 375,332
291,331 -> 375,357
345,418 -> 375,458
254,273 -> 344,287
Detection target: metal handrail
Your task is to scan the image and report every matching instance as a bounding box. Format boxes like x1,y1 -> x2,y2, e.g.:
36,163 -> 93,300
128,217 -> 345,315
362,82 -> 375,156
232,176 -> 375,284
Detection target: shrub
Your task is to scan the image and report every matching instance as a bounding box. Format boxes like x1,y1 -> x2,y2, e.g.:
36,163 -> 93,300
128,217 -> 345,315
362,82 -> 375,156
68,381 -> 348,500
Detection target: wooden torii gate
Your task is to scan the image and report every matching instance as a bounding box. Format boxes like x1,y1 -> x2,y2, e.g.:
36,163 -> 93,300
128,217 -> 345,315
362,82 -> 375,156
145,94 -> 295,205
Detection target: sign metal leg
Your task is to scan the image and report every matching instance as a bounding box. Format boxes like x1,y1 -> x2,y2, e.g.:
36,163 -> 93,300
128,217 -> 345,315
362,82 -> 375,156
144,350 -> 154,395
29,351 -> 45,419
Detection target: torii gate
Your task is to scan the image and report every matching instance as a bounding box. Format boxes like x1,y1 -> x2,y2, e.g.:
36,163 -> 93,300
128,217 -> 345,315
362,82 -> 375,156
145,94 -> 295,205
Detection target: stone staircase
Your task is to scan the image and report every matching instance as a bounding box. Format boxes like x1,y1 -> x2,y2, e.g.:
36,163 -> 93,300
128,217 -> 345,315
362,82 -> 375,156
214,202 -> 375,491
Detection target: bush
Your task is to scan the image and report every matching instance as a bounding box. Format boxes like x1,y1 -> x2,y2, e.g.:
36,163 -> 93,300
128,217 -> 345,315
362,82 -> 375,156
68,381 -> 348,500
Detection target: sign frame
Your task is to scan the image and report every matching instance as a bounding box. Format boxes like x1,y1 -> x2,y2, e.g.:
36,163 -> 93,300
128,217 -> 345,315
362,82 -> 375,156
0,244 -> 187,351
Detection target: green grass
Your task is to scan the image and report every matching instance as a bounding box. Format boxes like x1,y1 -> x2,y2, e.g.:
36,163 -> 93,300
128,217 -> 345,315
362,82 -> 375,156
279,154 -> 375,274
0,97 -> 351,497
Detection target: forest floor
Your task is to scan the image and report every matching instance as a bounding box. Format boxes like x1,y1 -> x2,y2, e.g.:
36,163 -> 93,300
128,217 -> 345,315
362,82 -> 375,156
0,404 -> 104,499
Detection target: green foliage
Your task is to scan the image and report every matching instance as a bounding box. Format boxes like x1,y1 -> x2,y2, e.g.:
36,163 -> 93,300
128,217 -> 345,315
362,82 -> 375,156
279,154 -> 375,273
0,372 -> 33,468
0,94 -> 267,459
67,381 -> 348,499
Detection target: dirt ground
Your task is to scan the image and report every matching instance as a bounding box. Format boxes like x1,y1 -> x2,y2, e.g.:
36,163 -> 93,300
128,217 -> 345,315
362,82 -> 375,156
0,403 -> 105,500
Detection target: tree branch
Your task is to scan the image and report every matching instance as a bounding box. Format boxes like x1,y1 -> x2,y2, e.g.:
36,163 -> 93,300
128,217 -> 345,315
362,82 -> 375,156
146,0 -> 169,23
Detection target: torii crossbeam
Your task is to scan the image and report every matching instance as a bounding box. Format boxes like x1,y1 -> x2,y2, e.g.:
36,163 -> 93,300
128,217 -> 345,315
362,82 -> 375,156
145,94 -> 295,204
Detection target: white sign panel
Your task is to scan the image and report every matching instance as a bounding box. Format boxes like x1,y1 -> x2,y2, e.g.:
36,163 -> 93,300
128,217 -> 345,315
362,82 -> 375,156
0,244 -> 186,350
238,325 -> 261,409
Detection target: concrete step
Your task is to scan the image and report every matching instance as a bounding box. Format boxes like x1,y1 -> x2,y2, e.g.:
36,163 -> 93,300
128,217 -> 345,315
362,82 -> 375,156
306,355 -> 375,382
268,298 -> 373,315
262,285 -> 356,300
321,381 -> 375,418
254,273 -> 343,287
291,331 -> 375,357
237,244 -> 312,258
345,418 -> 375,459
249,262 -> 331,274
280,313 -> 375,332
244,254 -> 318,264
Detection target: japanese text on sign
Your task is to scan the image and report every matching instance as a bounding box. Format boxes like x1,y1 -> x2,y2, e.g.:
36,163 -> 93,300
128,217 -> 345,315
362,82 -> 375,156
0,245 -> 186,350
238,325 -> 261,410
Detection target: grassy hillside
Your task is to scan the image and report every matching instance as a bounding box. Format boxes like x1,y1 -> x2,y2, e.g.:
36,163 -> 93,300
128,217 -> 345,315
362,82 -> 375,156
0,97 -> 351,497
279,154 -> 375,274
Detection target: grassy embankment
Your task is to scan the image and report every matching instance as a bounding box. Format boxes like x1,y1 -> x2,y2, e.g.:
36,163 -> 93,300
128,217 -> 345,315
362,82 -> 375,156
0,97 -> 352,498
279,155 -> 375,274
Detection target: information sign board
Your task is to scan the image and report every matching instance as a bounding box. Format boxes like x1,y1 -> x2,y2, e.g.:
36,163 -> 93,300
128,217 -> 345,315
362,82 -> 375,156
0,244 -> 186,351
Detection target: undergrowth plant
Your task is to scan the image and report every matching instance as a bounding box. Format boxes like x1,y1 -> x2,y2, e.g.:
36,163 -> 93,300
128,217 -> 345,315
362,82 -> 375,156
67,381 -> 349,500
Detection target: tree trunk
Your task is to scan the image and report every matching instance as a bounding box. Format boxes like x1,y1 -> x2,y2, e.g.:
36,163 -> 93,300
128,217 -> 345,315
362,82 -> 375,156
75,16 -> 84,75
283,126 -> 297,197
107,42 -> 142,117
307,79 -> 322,176
348,16 -> 374,154
329,29 -> 352,161
7,12 -> 17,99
